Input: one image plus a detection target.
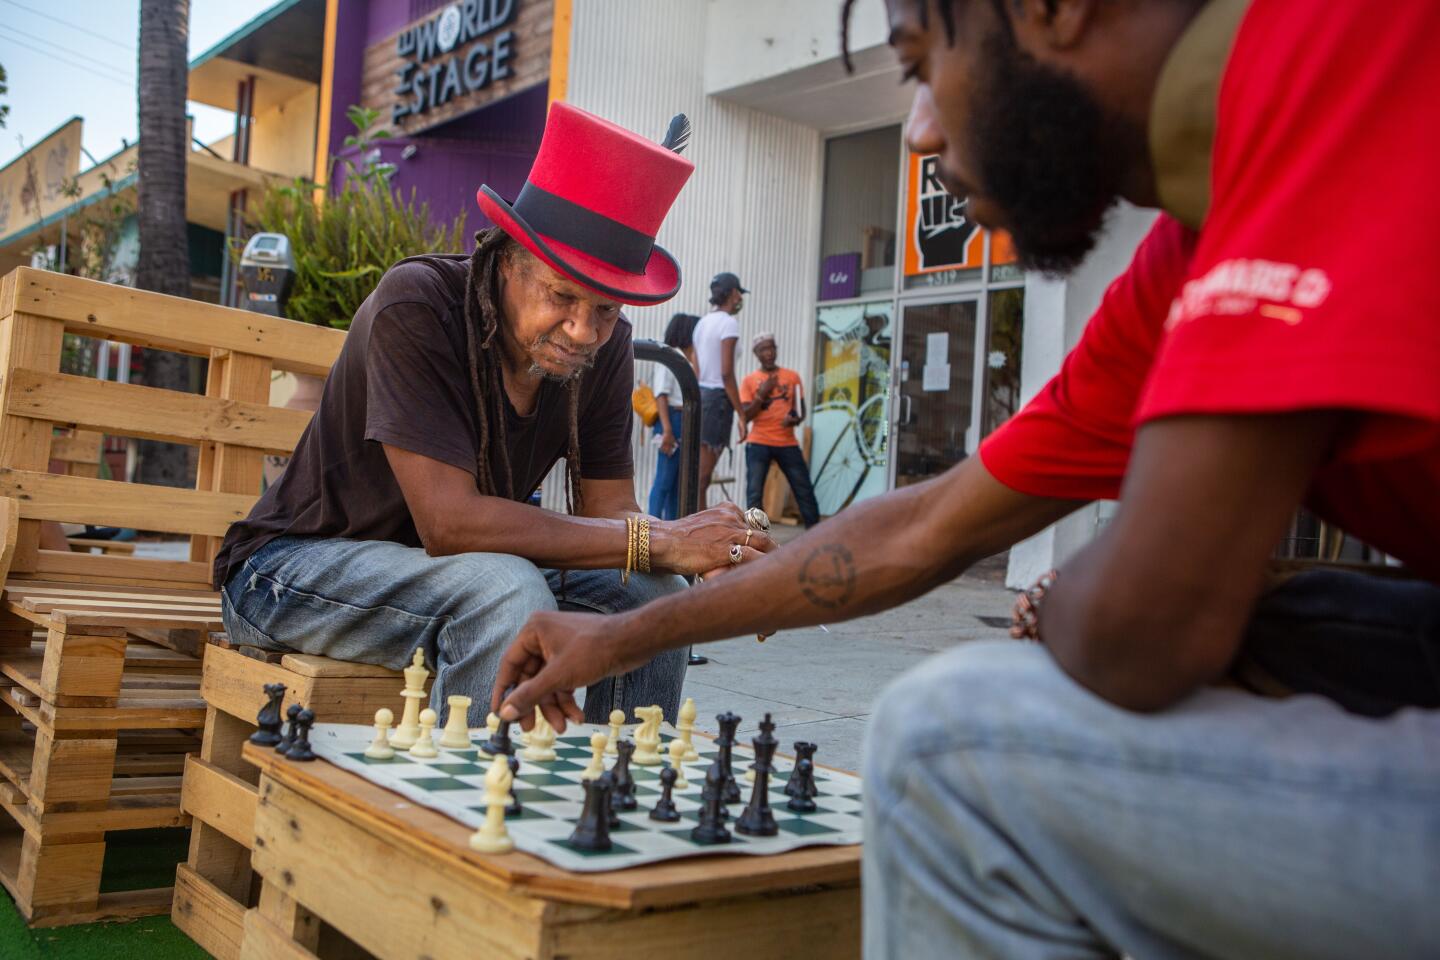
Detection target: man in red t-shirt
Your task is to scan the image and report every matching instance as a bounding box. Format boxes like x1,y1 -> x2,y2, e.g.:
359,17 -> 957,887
739,333 -> 822,528
493,2 -> 1440,955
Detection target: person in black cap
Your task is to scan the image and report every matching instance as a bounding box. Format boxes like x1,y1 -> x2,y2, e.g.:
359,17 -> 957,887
691,271 -> 750,503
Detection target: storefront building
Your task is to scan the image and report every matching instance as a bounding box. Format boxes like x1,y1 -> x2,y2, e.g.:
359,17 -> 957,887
553,0 -> 1155,584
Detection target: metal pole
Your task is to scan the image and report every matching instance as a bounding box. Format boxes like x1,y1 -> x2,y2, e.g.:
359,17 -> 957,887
633,339 -> 701,518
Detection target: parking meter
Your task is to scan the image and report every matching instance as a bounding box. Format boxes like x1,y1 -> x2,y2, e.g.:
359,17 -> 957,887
238,233 -> 295,317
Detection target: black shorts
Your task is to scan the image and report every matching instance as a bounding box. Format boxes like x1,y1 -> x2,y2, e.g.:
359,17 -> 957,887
700,387 -> 733,449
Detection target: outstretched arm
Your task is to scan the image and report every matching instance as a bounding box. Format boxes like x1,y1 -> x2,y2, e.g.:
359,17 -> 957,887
494,456 -> 1080,725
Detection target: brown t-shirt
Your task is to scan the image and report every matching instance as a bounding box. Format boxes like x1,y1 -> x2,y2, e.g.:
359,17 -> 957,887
212,254 -> 635,588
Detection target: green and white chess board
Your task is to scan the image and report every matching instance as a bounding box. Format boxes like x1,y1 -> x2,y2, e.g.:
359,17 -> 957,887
306,722 -> 864,873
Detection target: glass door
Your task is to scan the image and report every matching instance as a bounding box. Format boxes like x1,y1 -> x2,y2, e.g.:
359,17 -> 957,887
891,298 -> 980,488
808,301 -> 894,516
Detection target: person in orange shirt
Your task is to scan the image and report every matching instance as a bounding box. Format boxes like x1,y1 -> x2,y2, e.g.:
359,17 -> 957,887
739,333 -> 820,528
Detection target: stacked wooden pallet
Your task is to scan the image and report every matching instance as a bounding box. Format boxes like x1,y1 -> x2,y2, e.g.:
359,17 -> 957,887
174,643 -> 404,960
0,266 -> 344,926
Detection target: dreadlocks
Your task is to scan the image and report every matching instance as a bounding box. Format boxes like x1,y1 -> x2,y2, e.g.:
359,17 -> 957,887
461,228 -> 585,515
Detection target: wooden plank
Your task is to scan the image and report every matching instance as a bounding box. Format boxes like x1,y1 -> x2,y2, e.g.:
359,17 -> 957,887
25,886 -> 176,928
202,646 -> 401,726
24,550 -> 214,587
251,780 -> 546,959
22,597 -> 222,615
241,907 -> 322,960
0,313 -> 66,574
194,351 -> 273,568
40,628 -> 128,702
173,863 -> 248,960
7,580 -> 220,602
7,267 -> 344,377
279,654 -> 403,680
14,694 -> 207,733
28,731 -> 117,808
0,497 -> 16,585
16,833 -> 103,911
48,609 -> 224,631
48,433 -> 101,466
182,755 -> 256,847
244,744 -> 861,911
0,469 -> 254,537
6,368 -> 311,454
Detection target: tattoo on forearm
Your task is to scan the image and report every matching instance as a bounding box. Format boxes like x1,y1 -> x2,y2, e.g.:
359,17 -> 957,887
798,543 -> 857,610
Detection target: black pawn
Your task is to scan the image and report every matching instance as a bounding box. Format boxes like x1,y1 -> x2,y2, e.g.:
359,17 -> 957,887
287,708 -> 317,762
482,715 -> 514,757
690,761 -> 731,844
569,771 -> 614,851
611,739 -> 638,811
249,682 -> 286,747
506,755 -> 523,817
786,758 -> 818,813
716,712 -> 742,804
736,714 -> 778,836
275,703 -> 303,755
649,765 -> 680,822
784,741 -> 818,798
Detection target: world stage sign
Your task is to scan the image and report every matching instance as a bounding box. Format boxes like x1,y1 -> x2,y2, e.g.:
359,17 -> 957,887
392,0 -> 520,124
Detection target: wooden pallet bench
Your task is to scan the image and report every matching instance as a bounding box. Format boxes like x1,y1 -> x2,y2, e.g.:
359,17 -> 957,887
0,266 -> 346,926
174,643 -> 405,960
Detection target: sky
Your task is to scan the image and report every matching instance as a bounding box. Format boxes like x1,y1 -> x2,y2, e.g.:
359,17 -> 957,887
0,0 -> 280,171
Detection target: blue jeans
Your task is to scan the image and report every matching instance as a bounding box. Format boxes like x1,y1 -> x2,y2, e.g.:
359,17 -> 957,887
648,408 -> 684,520
863,640 -> 1440,959
745,443 -> 821,527
220,536 -> 689,725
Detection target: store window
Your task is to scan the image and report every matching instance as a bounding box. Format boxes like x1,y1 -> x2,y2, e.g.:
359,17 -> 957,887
818,126 -> 902,301
981,287 -> 1024,436
809,301 -> 893,515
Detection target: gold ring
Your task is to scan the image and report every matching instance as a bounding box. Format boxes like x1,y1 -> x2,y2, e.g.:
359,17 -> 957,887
744,530 -> 752,547
729,544 -> 744,565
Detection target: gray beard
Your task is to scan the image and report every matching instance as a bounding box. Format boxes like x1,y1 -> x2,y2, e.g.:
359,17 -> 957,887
528,362 -> 581,382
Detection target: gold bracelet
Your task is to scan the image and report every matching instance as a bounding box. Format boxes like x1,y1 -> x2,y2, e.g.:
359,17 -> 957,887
637,518 -> 651,574
623,516 -> 635,586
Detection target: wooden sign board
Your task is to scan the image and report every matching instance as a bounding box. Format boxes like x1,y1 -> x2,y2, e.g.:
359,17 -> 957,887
361,0 -> 553,136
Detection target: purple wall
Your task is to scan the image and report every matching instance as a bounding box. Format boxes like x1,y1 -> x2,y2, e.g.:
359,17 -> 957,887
328,1 -> 547,238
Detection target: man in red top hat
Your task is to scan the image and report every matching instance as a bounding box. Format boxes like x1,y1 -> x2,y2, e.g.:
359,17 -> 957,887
492,1 -> 1440,956
212,103 -> 774,728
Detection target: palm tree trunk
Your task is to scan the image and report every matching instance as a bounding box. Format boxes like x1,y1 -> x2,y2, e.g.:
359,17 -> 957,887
135,0 -> 193,488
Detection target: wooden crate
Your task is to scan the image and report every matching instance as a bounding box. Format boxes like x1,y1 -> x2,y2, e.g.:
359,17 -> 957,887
239,742 -> 860,960
0,267 -> 346,925
173,644 -> 404,960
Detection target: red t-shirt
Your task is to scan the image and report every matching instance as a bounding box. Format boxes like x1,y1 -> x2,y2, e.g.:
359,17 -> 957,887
980,0 -> 1440,582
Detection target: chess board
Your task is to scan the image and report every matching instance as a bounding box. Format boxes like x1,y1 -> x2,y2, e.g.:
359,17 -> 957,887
306,722 -> 863,873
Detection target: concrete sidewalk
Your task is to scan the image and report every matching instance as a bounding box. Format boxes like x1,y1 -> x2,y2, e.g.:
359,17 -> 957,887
680,531 -> 1015,773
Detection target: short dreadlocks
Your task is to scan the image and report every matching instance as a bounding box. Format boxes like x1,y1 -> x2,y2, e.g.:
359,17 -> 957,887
461,228 -> 585,515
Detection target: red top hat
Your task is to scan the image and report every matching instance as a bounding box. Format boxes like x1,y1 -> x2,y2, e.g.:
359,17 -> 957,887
477,103 -> 694,306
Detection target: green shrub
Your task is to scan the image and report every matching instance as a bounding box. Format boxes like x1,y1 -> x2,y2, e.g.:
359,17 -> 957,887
248,106 -> 468,330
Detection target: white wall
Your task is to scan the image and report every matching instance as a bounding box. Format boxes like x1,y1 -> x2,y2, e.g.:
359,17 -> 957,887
703,0 -> 890,96
1005,204 -> 1158,588
543,0 -> 824,513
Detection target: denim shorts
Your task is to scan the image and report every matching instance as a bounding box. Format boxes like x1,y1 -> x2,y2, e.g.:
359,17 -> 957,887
700,387 -> 732,449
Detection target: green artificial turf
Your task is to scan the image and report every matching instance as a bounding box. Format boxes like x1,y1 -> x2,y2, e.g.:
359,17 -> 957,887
0,829 -> 207,959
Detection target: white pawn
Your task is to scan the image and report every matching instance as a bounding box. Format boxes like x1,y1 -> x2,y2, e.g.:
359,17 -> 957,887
477,712 -> 501,759
605,709 -> 625,755
581,731 -> 607,780
521,706 -> 558,761
678,696 -> 699,761
667,736 -> 689,790
439,695 -> 473,749
468,754 -> 514,854
409,708 -> 439,758
364,708 -> 395,760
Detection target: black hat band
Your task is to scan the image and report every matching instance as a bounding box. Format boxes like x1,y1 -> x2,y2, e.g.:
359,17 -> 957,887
512,182 -> 654,275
